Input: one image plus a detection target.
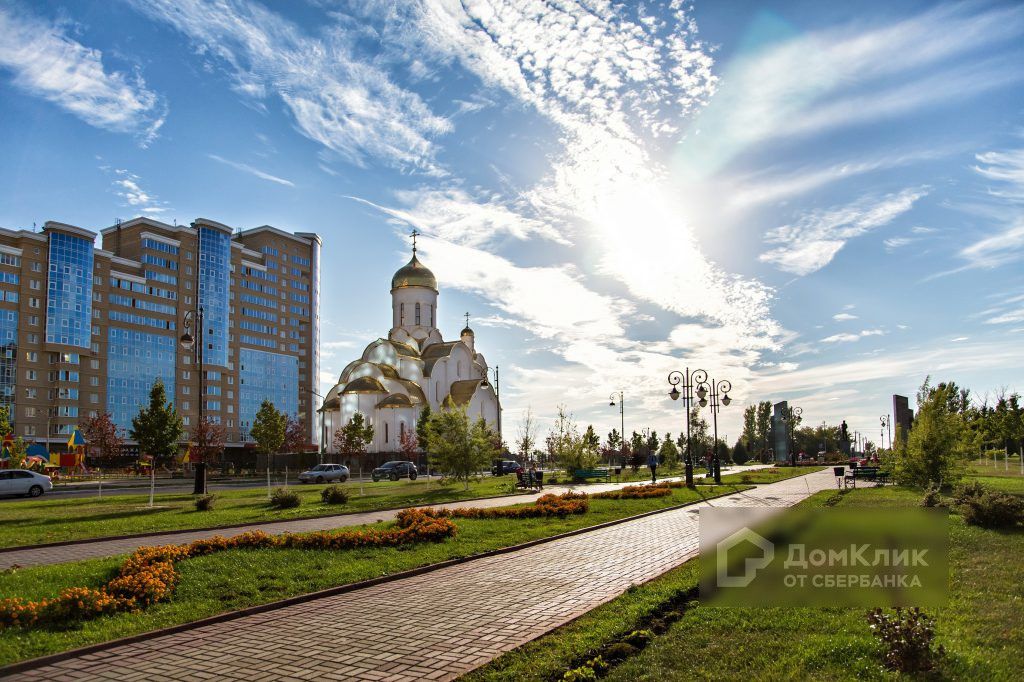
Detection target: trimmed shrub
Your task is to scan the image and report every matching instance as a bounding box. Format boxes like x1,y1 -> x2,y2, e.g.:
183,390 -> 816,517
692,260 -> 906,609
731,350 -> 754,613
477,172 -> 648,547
270,488 -> 301,509
194,494 -> 216,511
919,484 -> 943,508
866,607 -> 944,673
320,485 -> 349,505
959,489 -> 1024,529
952,481 -> 987,506
404,492 -> 589,522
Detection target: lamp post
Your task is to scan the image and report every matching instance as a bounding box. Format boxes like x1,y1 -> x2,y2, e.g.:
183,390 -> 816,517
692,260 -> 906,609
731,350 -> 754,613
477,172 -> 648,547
880,415 -> 890,451
694,375 -> 732,484
667,368 -> 705,487
608,391 -> 624,468
179,306 -> 205,495
309,388 -> 325,464
781,406 -> 802,467
481,366 -> 501,445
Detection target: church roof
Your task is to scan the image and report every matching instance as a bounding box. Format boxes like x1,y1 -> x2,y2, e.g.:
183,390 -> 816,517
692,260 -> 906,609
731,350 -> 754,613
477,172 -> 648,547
396,379 -> 427,404
423,341 -> 459,376
391,340 -> 421,357
319,397 -> 340,411
461,325 -> 474,336
341,376 -> 388,394
391,255 -> 437,291
448,379 -> 482,407
376,363 -> 401,379
376,393 -> 415,409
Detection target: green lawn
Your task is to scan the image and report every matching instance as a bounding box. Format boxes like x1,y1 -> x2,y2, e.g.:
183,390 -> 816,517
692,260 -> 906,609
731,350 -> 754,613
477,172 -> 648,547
469,478 -> 1023,682
0,477 -> 525,548
712,465 -> 827,486
0,484 -> 743,666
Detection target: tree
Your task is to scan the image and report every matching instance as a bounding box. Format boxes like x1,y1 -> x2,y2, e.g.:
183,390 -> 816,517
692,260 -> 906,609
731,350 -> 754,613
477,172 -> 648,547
81,413 -> 124,466
281,414 -> 306,454
646,430 -> 660,456
416,405 -> 432,453
10,437 -> 27,469
732,438 -> 748,464
399,428 -> 418,459
583,424 -> 601,453
130,379 -> 184,467
606,428 -> 622,452
335,412 -> 375,464
689,408 -> 710,456
548,405 -> 597,475
887,378 -> 968,487
425,405 -> 492,489
755,401 -> 773,460
742,404 -> 757,451
515,406 -> 538,461
188,417 -> 226,465
0,405 -> 10,438
658,437 -> 680,468
251,400 -> 286,462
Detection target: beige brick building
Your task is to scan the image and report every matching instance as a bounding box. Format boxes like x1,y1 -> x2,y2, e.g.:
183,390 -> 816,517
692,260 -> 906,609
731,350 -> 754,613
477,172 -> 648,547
0,218 -> 321,455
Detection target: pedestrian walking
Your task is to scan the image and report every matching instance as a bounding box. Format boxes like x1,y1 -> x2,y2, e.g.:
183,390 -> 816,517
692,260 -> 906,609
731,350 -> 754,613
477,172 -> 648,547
647,452 -> 658,483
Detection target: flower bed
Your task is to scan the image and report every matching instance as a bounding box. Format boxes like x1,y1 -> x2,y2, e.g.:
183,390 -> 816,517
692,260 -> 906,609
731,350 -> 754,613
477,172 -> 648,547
0,509 -> 457,631
405,492 -> 590,521
593,485 -> 673,500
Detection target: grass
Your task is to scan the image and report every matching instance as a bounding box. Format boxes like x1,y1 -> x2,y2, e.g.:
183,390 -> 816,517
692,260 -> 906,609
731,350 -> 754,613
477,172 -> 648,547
0,484 -> 745,666
0,477 -> 524,548
712,465 -> 827,486
469,475 -> 1024,682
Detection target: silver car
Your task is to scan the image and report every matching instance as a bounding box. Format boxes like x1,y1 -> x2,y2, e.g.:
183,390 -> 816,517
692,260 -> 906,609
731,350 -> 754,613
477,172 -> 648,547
298,463 -> 350,484
0,469 -> 53,497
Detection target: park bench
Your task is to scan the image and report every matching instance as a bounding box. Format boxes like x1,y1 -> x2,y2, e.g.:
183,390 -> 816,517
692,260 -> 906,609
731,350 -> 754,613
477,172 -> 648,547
516,471 -> 543,491
843,466 -> 890,488
573,468 -> 611,483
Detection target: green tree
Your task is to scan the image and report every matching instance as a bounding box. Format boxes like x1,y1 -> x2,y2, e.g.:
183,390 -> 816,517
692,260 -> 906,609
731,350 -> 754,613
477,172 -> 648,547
0,405 -> 11,438
130,379 -> 184,467
416,404 -> 432,454
658,437 -> 680,468
742,404 -> 757,451
516,406 -> 538,461
425,405 -> 492,489
646,430 -> 660,455
251,400 -> 286,461
10,437 -> 28,468
549,405 -> 598,475
583,424 -> 601,453
755,401 -> 773,460
335,412 -> 374,460
888,378 -> 968,487
732,438 -> 748,464
606,428 -> 622,452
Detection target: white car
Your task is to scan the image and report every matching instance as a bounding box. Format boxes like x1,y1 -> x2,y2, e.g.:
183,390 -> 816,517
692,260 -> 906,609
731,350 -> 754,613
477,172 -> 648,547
298,463 -> 350,484
0,469 -> 53,498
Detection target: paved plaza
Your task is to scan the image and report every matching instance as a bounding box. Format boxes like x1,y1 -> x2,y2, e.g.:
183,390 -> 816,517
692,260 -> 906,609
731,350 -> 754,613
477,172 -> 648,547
0,466 -> 769,570
14,468 -> 834,681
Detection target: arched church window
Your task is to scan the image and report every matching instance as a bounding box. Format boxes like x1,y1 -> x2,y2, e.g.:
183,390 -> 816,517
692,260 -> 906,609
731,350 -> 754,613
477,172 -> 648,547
400,303 -> 405,324
400,422 -> 405,439
385,421 -> 389,443
415,302 -> 421,325
435,382 -> 439,402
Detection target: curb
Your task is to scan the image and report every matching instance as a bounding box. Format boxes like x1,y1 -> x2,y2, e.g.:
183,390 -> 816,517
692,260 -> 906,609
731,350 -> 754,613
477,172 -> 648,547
0,486 -> 744,676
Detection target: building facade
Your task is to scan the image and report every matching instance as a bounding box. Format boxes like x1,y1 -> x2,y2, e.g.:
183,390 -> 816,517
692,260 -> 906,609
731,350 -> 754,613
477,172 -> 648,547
0,218 -> 321,453
320,246 -> 499,454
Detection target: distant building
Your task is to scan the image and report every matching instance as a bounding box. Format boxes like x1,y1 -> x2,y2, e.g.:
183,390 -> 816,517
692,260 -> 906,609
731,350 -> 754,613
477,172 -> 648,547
893,394 -> 913,443
0,219 -> 321,453
320,242 -> 499,454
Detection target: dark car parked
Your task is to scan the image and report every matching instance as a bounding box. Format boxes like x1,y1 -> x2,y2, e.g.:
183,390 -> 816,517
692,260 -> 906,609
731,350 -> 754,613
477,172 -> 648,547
371,460 -> 418,482
491,459 -> 523,476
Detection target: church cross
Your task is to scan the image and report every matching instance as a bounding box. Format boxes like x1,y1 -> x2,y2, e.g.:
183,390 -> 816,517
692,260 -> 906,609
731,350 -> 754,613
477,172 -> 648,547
411,229 -> 420,255
464,311 -> 470,328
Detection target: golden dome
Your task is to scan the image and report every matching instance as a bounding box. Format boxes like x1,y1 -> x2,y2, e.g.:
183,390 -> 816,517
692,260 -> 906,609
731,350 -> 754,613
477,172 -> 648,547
391,255 -> 437,291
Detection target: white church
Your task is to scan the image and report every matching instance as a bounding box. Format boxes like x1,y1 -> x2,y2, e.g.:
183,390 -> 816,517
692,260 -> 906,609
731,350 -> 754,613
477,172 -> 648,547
320,239 -> 500,454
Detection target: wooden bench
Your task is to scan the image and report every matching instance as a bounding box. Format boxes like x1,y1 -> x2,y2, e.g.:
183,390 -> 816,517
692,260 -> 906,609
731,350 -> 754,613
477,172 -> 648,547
843,466 -> 890,488
573,468 -> 611,483
516,471 -> 543,491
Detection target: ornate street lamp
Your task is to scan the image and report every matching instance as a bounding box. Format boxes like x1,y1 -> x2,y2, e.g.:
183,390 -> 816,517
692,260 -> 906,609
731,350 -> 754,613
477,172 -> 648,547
667,368 -> 708,487
880,415 -> 890,451
180,306 -> 205,495
694,375 -> 732,484
609,391 -> 624,468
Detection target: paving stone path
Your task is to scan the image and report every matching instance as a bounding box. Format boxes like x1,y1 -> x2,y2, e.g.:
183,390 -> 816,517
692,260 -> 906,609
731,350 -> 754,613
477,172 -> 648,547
15,468 -> 833,681
0,465 -> 770,570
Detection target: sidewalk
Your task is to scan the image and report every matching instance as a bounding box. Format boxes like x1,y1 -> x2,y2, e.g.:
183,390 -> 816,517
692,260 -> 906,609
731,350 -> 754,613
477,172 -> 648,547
0,465 -> 770,570
12,469 -> 833,681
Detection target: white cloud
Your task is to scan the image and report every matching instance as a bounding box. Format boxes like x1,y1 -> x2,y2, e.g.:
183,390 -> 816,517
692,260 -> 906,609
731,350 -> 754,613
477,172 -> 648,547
953,147 -> 1024,271
0,5 -> 165,145
107,169 -> 169,215
832,313 -> 858,321
127,0 -> 451,173
821,329 -> 885,344
760,188 -> 927,275
208,154 -> 295,187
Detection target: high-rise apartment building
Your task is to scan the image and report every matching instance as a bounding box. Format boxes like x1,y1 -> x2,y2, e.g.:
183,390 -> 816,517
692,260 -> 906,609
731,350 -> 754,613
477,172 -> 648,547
0,218 -> 321,454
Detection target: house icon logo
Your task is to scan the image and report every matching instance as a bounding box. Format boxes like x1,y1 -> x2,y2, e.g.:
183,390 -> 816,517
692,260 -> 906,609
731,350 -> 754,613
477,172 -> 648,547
716,527 -> 774,587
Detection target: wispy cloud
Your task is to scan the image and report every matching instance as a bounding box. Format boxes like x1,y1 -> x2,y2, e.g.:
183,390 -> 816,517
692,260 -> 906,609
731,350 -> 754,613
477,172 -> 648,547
0,5 -> 165,145
208,154 -> 295,187
821,329 -> 885,344
127,0 -> 451,173
760,188 -> 927,275
105,168 -> 170,215
832,313 -> 858,321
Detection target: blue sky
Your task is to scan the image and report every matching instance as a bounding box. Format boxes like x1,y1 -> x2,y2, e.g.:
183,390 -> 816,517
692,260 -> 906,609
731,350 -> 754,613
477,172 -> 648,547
1,0 -> 1023,446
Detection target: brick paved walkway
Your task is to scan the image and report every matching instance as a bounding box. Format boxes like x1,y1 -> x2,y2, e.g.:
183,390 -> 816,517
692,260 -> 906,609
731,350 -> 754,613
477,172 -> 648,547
0,465 -> 770,570
15,468 -> 833,681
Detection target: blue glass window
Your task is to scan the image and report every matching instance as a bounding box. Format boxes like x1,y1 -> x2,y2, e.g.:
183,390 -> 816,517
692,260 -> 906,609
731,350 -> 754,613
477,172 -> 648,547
0,309 -> 16,421
238,348 -> 298,440
46,232 -> 94,348
106,328 -> 177,432
198,227 -> 230,366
